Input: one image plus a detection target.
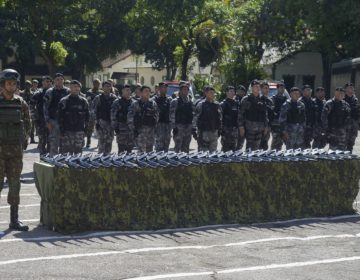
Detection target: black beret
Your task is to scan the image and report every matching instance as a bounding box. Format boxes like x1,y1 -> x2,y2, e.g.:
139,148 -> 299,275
290,87 -> 301,93
336,87 -> 345,92
204,86 -> 215,92
70,80 -> 82,87
237,85 -> 246,91
344,82 -> 354,88
226,85 -> 235,91
42,75 -> 53,82
179,83 -> 189,89
302,84 -> 312,90
158,82 -> 168,87
250,80 -> 260,87
54,73 -> 64,78
315,87 -> 324,92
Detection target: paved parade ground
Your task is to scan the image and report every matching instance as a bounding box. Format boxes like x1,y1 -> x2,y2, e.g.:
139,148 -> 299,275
1,138 -> 360,279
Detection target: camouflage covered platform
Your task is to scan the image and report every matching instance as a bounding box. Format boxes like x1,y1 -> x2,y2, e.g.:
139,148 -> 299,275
34,151 -> 360,233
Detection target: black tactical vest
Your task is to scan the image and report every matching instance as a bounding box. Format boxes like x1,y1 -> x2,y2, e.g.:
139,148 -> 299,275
287,101 -> 305,124
345,95 -> 360,121
328,100 -> 349,128
175,97 -> 193,125
221,98 -> 238,128
244,95 -> 267,122
272,94 -> 287,119
198,101 -> 221,131
61,95 -> 88,132
155,96 -> 171,123
0,98 -> 24,145
116,98 -> 132,123
48,88 -> 69,120
134,100 -> 157,128
97,94 -> 117,122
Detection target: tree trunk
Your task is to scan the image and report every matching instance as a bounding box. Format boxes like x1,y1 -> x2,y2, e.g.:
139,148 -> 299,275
181,48 -> 191,81
321,51 -> 332,99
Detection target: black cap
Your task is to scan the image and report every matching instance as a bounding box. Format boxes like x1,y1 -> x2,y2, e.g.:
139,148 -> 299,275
204,85 -> 215,92
123,84 -> 131,89
344,82 -> 354,88
276,81 -> 285,88
250,80 -> 260,87
25,80 -> 32,85
302,84 -> 312,90
93,79 -> 101,84
102,80 -> 112,86
141,85 -> 151,92
261,81 -> 269,87
315,87 -> 325,92
226,85 -> 235,91
290,87 -> 300,93
70,80 -> 82,87
42,75 -> 53,82
237,85 -> 246,91
32,79 -> 39,84
179,82 -> 189,89
335,87 -> 345,92
54,73 -> 64,79
158,82 -> 168,87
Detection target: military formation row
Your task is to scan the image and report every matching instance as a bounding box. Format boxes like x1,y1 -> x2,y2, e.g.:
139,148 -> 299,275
25,75 -> 360,156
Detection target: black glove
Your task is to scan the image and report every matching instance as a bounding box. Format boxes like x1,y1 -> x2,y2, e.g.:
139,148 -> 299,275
192,128 -> 198,140
173,127 -> 178,136
95,123 -> 100,131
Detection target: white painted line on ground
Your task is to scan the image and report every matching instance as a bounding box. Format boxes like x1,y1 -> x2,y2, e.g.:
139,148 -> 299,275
0,219 -> 39,225
0,204 -> 40,209
2,193 -> 39,197
123,256 -> 360,280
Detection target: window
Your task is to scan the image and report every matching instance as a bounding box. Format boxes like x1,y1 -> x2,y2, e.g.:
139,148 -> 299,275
150,76 -> 155,86
282,75 -> 295,91
140,76 -> 145,85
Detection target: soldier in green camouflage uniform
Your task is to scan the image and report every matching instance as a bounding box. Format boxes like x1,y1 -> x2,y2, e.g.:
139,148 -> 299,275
322,87 -> 351,151
127,86 -> 159,152
58,80 -> 89,154
0,69 -> 31,231
93,81 -> 117,154
111,85 -> 134,153
85,79 -> 102,148
20,80 -> 35,147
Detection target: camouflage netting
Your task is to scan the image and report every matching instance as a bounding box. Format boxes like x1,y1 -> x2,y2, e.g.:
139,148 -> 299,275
34,152 -> 360,233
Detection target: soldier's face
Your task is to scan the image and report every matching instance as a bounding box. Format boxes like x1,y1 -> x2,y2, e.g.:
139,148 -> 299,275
93,81 -> 100,89
122,87 -> 131,99
316,89 -> 325,99
141,88 -> 151,100
42,79 -> 52,89
135,88 -> 141,96
335,90 -> 345,101
277,86 -> 285,94
32,82 -> 38,89
226,89 -> 235,99
303,89 -> 312,98
252,84 -> 260,96
103,84 -> 112,93
54,77 -> 64,88
205,90 -> 215,102
291,91 -> 300,101
159,85 -> 167,95
346,86 -> 355,96
180,87 -> 189,97
236,89 -> 245,97
4,80 -> 18,95
261,85 -> 269,96
70,84 -> 81,94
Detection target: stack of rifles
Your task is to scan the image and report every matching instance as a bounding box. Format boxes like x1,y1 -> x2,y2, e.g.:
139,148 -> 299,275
40,149 -> 359,169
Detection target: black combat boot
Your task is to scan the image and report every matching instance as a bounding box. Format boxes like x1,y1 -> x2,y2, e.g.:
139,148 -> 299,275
86,136 -> 91,148
9,205 -> 29,231
30,137 -> 37,144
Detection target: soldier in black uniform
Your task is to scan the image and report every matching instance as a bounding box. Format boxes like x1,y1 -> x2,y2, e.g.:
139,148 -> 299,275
43,73 -> 70,156
127,86 -> 159,152
111,85 -> 134,153
344,82 -> 360,152
300,85 -> 316,149
220,86 -> 239,152
154,82 -> 172,152
193,86 -> 222,152
85,79 -> 102,148
270,82 -> 287,150
312,87 -> 327,148
260,81 -> 274,150
30,76 -> 52,155
58,80 -> 90,154
239,80 -> 268,150
235,85 -> 246,150
322,87 -> 351,151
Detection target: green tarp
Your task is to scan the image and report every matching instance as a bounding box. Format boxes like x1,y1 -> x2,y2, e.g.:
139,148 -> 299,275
34,160 -> 360,233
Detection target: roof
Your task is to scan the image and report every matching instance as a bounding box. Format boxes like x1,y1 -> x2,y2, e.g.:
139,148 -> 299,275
101,50 -> 132,68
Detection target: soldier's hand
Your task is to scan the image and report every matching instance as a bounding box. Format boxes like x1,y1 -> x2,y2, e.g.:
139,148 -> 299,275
239,127 -> 245,138
95,123 -> 100,131
263,127 -> 269,136
282,131 -> 288,142
172,127 -> 178,136
192,128 -> 198,140
46,122 -> 52,132
218,129 -> 223,137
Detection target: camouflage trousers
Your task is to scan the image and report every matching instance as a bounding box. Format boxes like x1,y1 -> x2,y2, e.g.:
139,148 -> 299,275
235,130 -> 245,150
173,124 -> 192,153
270,126 -> 284,151
59,131 -> 85,154
116,123 -> 134,153
345,120 -> 358,152
137,126 -> 155,153
0,144 -> 23,206
97,120 -> 114,155
303,126 -> 313,149
48,119 -> 61,156
221,127 -> 239,152
86,117 -> 96,139
198,130 -> 218,152
244,120 -> 265,151
312,125 -> 327,149
285,124 -> 304,149
328,128 -> 347,151
260,127 -> 271,151
35,121 -> 48,155
155,122 -> 171,152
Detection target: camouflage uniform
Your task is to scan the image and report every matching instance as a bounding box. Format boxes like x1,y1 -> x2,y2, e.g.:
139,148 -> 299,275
154,95 -> 172,152
58,94 -> 89,154
235,94 -> 245,150
85,88 -> 102,147
93,93 -> 117,154
279,100 -> 306,149
127,99 -> 159,153
322,98 -> 351,151
0,94 -> 31,206
312,97 -> 327,149
260,95 -> 274,150
220,98 -> 239,152
29,88 -> 48,154
170,96 -> 194,153
193,100 -> 222,152
344,95 -> 360,152
300,96 -> 316,149
111,97 -> 134,153
43,87 -> 70,156
270,94 -> 287,150
20,89 -> 35,146
238,95 -> 268,150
